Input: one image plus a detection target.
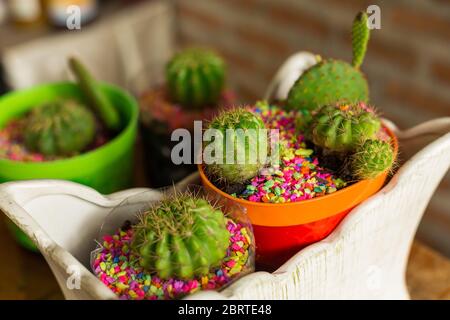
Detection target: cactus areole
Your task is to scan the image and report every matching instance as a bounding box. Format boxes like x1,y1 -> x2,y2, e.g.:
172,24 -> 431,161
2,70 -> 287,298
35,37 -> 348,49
24,100 -> 96,156
166,48 -> 226,110
130,193 -> 230,279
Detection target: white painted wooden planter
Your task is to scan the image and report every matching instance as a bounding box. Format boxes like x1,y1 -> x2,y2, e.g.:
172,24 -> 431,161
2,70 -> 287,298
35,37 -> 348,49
0,53 -> 449,299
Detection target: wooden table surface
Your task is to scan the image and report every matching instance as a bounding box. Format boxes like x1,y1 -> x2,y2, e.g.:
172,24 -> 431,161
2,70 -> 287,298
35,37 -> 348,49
0,211 -> 449,299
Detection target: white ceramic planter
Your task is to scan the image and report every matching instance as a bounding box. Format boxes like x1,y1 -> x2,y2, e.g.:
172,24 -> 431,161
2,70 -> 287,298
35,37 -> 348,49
0,52 -> 449,299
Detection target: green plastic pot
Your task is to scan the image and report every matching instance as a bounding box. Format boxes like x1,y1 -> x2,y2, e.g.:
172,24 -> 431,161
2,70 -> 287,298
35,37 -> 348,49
0,82 -> 139,251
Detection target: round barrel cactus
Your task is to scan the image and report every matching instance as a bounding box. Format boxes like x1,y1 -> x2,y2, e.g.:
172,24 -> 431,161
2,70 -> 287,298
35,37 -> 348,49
204,108 -> 267,184
310,103 -> 381,153
166,48 -> 225,109
131,193 -> 230,279
24,99 -> 96,156
286,11 -> 370,112
351,139 -> 395,180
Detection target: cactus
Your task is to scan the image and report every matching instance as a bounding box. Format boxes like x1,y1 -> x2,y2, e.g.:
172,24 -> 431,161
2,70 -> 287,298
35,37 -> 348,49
309,103 -> 381,153
69,57 -> 121,131
352,11 -> 370,69
204,108 -> 267,184
166,48 -> 225,110
24,100 -> 96,156
350,139 -> 395,179
130,192 -> 230,279
286,11 -> 370,111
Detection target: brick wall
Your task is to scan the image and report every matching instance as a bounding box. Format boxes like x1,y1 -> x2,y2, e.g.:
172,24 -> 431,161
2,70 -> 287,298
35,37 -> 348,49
174,0 -> 450,256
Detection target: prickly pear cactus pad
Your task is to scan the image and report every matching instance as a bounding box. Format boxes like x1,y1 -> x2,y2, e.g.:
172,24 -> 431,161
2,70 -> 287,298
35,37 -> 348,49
352,11 -> 370,69
286,60 -> 369,111
23,100 -> 96,156
310,102 -> 381,153
92,190 -> 254,300
166,48 -> 226,109
233,102 -> 346,203
204,108 -> 268,184
286,11 -> 371,112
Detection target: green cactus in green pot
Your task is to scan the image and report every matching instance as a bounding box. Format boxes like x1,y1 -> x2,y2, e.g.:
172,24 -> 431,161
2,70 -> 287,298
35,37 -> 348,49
309,102 -> 381,153
166,48 -> 226,110
24,99 -> 96,156
204,108 -> 267,184
286,11 -> 370,112
350,139 -> 395,179
130,192 -> 230,279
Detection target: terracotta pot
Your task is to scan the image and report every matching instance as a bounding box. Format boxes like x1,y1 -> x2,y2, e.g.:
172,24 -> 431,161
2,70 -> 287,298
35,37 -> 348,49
198,126 -> 398,271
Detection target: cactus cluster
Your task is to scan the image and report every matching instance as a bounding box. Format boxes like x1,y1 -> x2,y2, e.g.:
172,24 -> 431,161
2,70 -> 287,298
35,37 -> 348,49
286,11 -> 370,112
301,102 -> 394,180
309,103 -> 381,153
285,12 -> 396,180
24,100 -> 96,156
204,108 -> 267,184
351,11 -> 370,69
166,48 -> 226,110
130,192 -> 230,279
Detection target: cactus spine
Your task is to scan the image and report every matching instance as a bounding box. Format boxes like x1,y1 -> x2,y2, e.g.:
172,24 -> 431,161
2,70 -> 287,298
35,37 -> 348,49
350,139 -> 394,179
131,192 -> 230,279
166,48 -> 225,110
24,100 -> 96,156
286,12 -> 370,112
204,108 -> 267,184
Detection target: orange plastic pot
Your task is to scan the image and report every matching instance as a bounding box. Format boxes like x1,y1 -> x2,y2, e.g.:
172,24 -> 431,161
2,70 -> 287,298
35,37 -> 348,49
198,126 -> 398,271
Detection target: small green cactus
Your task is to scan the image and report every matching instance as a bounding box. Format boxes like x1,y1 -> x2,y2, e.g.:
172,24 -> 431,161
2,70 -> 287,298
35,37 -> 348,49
286,11 -> 370,112
309,103 -> 381,153
24,100 -> 96,156
130,192 -> 230,279
351,139 -> 395,179
166,48 -> 225,110
204,108 -> 267,184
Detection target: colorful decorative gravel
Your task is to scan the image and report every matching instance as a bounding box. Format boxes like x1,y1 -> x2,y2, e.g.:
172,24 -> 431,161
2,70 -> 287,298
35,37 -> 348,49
92,218 -> 252,300
139,86 -> 235,132
235,103 -> 346,203
0,118 -> 109,162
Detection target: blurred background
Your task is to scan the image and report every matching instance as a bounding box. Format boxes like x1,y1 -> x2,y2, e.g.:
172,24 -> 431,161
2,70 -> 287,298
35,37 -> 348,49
0,0 -> 448,298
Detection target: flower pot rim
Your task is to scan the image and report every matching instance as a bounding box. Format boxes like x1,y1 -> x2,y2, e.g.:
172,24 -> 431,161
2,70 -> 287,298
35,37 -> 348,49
198,124 -> 398,225
0,81 -> 139,168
